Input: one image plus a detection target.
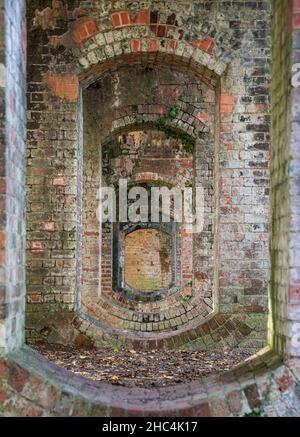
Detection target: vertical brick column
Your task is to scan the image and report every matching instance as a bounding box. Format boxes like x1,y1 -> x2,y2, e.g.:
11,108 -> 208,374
288,0 -> 300,357
0,0 -> 26,352
270,0 -> 300,358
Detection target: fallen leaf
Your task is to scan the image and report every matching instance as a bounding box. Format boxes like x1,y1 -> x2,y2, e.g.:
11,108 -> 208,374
111,375 -> 120,380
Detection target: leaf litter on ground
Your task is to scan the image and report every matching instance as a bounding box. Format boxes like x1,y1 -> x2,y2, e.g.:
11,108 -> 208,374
31,343 -> 258,388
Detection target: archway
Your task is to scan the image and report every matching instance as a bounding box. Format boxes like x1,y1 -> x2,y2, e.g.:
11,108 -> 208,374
1,0 -> 299,418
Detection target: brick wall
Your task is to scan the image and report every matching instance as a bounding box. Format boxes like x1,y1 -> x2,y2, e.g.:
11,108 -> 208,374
25,0 -> 271,349
289,0 -> 300,358
125,229 -> 173,292
270,0 -> 300,358
1,347 -> 300,417
0,0 -> 26,353
0,0 -> 300,419
80,113 -> 215,334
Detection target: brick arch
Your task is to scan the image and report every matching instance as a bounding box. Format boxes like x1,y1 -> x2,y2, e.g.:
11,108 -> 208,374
98,108 -> 210,143
130,172 -> 178,188
42,30 -> 225,107
31,23 -> 256,352
2,0 -> 299,419
71,15 -> 226,86
25,0 -> 272,414
78,90 -> 220,340
77,41 -> 225,88
77,48 -> 218,341
36,0 -> 236,82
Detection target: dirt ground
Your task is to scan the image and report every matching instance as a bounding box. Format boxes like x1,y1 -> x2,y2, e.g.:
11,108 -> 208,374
32,343 -> 257,388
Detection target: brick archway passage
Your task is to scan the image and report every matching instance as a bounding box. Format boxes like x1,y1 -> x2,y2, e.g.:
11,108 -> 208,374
0,0 -> 300,417
25,0 -> 270,350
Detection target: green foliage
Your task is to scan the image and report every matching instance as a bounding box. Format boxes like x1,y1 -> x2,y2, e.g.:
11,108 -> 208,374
55,163 -> 66,171
69,149 -> 76,159
181,294 -> 193,303
154,103 -> 195,154
244,404 -> 263,417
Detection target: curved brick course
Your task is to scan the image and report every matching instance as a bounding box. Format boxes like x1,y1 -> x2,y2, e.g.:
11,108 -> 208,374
1,347 -> 300,417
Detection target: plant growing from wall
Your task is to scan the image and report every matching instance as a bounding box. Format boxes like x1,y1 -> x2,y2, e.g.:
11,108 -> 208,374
244,375 -> 274,417
154,103 -> 196,154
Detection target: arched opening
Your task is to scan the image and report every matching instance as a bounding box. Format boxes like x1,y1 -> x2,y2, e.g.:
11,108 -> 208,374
3,0 -> 299,418
25,1 -> 270,374
77,60 -> 220,341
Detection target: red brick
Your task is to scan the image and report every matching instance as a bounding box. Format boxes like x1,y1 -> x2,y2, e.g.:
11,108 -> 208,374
0,231 -> 6,248
178,29 -> 185,40
221,94 -> 236,105
86,20 -> 98,37
131,39 -> 141,52
43,74 -> 79,102
293,12 -> 300,28
111,12 -> 121,28
167,13 -> 176,25
42,221 -> 55,232
31,166 -> 46,176
168,39 -> 178,50
189,403 -> 211,417
152,105 -> 164,115
0,178 -> 6,193
150,25 -> 158,36
0,360 -> 9,380
31,241 -> 44,252
157,25 -> 166,37
244,384 -> 260,409
294,0 -> 300,11
90,403 -> 110,417
192,36 -> 215,54
8,363 -> 29,392
210,399 -> 229,417
150,11 -> 159,24
29,294 -> 43,303
120,11 -> 130,26
198,111 -> 208,124
0,385 -> 11,404
131,10 -> 149,25
72,18 -> 99,45
289,285 -> 300,303
148,38 -> 158,52
221,94 -> 236,114
275,369 -> 294,392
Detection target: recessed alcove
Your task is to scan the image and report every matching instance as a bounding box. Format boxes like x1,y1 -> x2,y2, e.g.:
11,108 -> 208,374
124,228 -> 173,292
78,63 -> 218,335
